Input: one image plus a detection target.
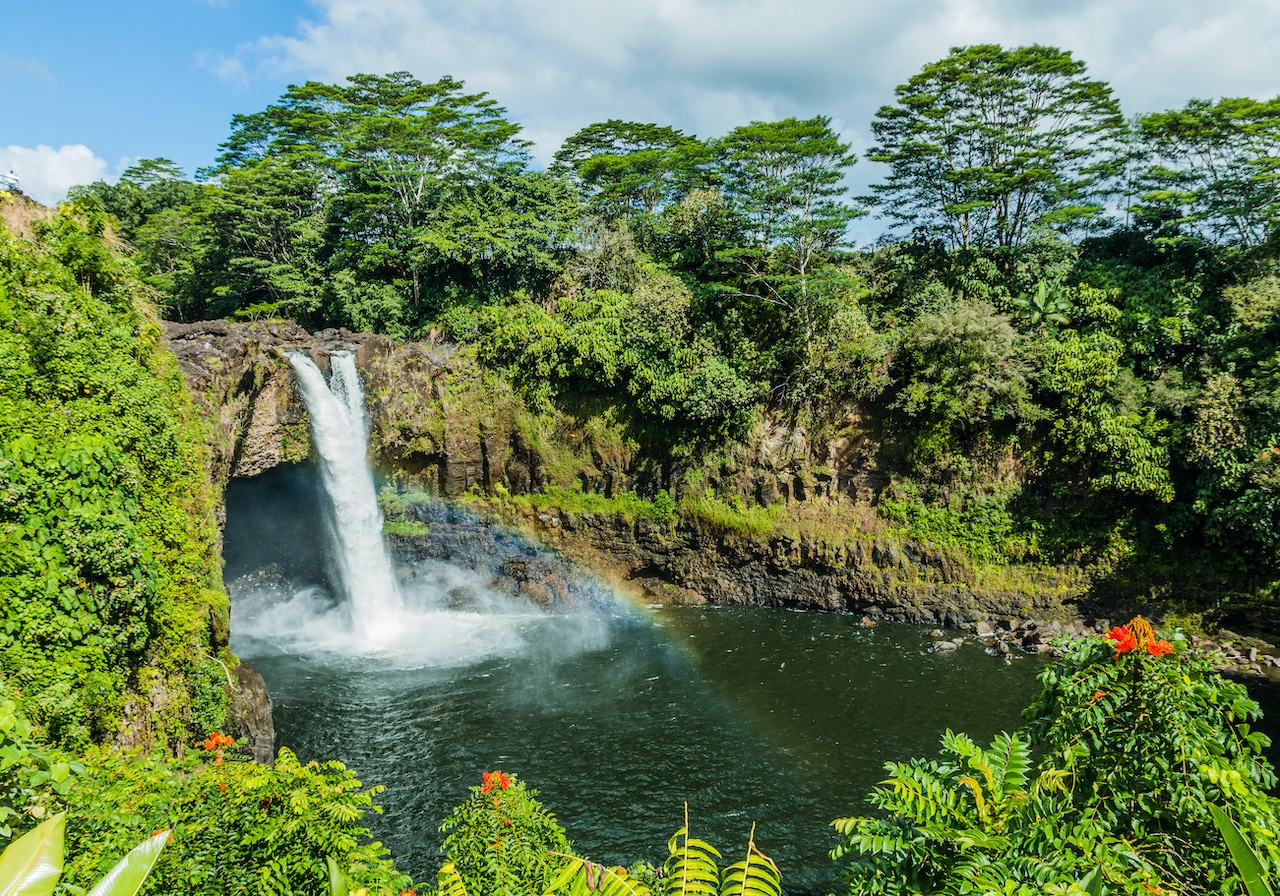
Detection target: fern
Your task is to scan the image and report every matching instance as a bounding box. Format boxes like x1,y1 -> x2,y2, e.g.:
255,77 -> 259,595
437,863 -> 469,896
719,826 -> 780,896
546,858 -> 654,896
664,808 -> 722,896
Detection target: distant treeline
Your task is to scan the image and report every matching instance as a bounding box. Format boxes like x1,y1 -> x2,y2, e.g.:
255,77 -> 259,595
76,43 -> 1280,615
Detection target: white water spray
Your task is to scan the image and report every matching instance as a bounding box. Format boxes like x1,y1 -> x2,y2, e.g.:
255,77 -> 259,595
288,352 -> 403,645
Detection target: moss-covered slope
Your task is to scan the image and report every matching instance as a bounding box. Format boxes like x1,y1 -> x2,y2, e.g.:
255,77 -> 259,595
0,192 -> 229,750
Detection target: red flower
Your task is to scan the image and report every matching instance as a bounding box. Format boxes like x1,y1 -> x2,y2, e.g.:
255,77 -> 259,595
481,770 -> 512,793
1147,639 -> 1174,656
202,732 -> 234,751
1106,625 -> 1137,655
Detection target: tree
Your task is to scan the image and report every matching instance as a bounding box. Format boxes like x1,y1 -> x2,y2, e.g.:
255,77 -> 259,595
211,72 -> 544,319
74,159 -> 198,243
322,72 -> 530,309
552,120 -> 711,222
714,116 -> 861,341
867,44 -> 1125,250
1134,96 -> 1280,249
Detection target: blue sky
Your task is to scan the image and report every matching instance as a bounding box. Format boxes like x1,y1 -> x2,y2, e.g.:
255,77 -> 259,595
4,0 -> 1279,241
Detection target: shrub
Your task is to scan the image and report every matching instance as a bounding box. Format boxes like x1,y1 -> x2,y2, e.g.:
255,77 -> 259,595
831,617 -> 1280,896
61,742 -> 410,896
437,771 -> 572,896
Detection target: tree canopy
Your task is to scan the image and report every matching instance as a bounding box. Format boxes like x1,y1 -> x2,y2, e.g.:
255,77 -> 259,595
866,44 -> 1125,249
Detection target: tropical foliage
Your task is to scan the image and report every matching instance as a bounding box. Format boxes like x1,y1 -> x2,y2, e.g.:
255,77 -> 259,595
831,619 -> 1280,896
0,197 -> 227,750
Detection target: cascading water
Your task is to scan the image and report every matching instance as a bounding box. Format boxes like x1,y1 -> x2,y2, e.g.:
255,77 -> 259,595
288,352 -> 403,645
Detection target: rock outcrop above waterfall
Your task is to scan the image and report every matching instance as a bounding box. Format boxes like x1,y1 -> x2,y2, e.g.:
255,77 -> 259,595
162,320 -> 891,508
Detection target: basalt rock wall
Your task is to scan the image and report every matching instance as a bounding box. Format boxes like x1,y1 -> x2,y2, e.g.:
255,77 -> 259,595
161,321 -> 894,508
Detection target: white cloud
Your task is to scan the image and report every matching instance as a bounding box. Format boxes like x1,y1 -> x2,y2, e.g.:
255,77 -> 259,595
0,145 -> 111,207
219,0 -> 1278,174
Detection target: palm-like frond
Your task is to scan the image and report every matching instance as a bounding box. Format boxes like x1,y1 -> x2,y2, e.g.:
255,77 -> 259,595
987,731 -> 1032,800
664,807 -> 721,896
719,825 -> 780,896
546,858 -> 654,896
437,862 -> 470,896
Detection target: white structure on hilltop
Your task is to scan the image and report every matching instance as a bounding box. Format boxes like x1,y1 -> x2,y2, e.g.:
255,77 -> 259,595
0,171 -> 18,192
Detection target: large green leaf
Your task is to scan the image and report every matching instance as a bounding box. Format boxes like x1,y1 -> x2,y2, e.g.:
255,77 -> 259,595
84,829 -> 168,896
1209,804 -> 1275,896
326,856 -> 349,896
720,830 -> 780,896
0,813 -> 64,896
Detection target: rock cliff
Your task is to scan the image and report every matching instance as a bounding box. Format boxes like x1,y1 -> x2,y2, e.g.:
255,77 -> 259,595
163,319 -> 1084,629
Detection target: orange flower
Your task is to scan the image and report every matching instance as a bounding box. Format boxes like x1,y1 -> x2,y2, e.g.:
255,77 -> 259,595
1106,624 -> 1138,655
202,732 -> 234,751
1106,616 -> 1172,658
1092,690 -> 1105,701
1147,639 -> 1174,656
481,770 -> 512,793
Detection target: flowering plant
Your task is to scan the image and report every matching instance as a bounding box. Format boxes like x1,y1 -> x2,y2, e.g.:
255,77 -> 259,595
201,731 -> 235,764
481,770 -> 511,793
438,772 -> 571,896
1104,616 -> 1174,657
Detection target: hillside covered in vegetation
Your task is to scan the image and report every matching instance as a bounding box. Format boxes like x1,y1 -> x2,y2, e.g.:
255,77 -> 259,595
0,193 -> 229,750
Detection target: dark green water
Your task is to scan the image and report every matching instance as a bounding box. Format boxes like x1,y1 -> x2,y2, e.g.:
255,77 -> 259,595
235,597 -> 1046,893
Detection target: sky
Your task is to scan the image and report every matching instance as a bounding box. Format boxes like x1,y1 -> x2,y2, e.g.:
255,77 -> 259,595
3,0 -> 1279,241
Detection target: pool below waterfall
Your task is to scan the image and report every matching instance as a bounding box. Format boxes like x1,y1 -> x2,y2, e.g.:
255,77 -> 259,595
232,585 -> 1048,893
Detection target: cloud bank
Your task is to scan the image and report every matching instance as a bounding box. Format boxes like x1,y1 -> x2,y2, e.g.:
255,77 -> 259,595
0,145 -> 111,207
217,0 -> 1280,165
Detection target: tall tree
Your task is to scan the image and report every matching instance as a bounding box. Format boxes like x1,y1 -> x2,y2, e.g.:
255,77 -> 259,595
1135,96 -> 1280,249
75,158 -> 198,243
714,116 -> 861,341
321,72 -> 530,308
552,120 -> 710,222
867,44 -> 1125,250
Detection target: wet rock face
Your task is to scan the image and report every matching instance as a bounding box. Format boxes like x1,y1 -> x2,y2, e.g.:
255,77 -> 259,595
396,501 -> 1076,626
226,662 -> 276,764
162,320 -> 500,500
162,321 -> 375,491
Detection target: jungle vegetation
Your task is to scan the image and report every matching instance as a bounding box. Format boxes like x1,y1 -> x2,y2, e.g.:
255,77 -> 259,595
4,40 -> 1280,896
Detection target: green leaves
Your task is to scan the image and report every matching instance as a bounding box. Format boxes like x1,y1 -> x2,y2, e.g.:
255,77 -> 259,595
83,829 -> 168,896
0,813 -> 63,896
1210,804 -> 1275,896
0,201 -> 226,751
554,120 -> 711,223
543,811 -> 779,896
0,814 -> 168,896
1135,96 -> 1280,249
664,821 -> 722,896
547,859 -> 653,896
437,772 -> 572,896
719,827 -> 780,896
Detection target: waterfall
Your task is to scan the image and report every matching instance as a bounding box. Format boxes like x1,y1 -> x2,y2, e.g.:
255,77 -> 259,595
288,351 -> 403,645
